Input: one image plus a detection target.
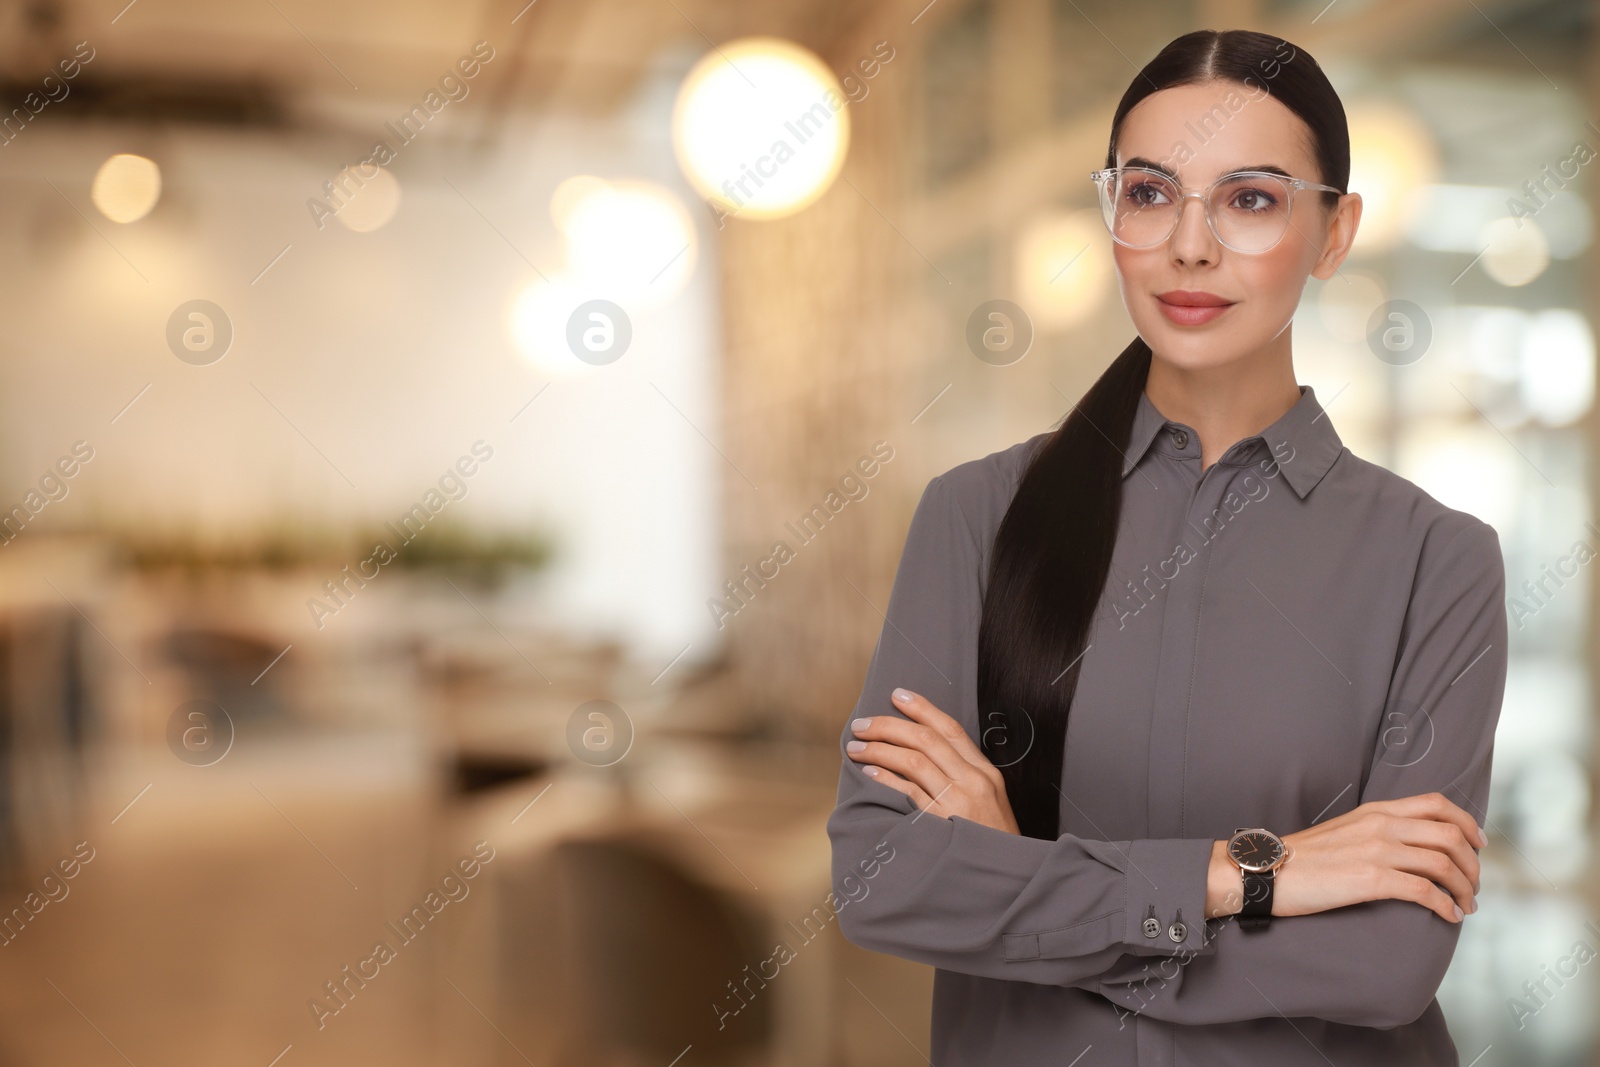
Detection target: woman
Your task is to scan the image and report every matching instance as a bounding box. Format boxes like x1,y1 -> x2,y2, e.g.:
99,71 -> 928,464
826,28 -> 1505,1066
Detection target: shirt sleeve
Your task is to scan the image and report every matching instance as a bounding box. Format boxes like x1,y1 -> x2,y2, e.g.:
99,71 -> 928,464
1076,517 -> 1509,1030
826,472 -> 1218,987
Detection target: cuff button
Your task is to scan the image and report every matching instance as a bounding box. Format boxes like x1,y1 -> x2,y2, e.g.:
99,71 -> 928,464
1167,909 -> 1187,943
1142,906 -> 1161,938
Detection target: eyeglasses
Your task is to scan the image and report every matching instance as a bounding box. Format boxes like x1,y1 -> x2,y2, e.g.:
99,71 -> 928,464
1088,166 -> 1343,253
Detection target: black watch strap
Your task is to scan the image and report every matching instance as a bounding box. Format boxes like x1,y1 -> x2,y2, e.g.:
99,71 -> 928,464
1239,868 -> 1274,930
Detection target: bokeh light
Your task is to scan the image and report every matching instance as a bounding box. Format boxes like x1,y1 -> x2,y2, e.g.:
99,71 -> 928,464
91,153 -> 162,223
1346,103 -> 1438,255
335,166 -> 403,233
672,37 -> 850,220
1013,210 -> 1111,331
557,178 -> 696,306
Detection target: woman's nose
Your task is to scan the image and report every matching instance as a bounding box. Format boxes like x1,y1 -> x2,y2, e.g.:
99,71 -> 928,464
1169,194 -> 1219,266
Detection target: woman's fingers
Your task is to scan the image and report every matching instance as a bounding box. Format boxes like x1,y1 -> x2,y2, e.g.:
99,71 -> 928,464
1372,793 -> 1484,897
1378,867 -> 1466,924
1334,794 -> 1482,921
855,763 -> 945,815
846,730 -> 952,805
846,719 -> 959,806
847,688 -> 1022,831
891,688 -> 995,771
1408,815 -> 1481,893
1389,842 -> 1476,919
1380,792 -> 1486,850
850,690 -> 980,790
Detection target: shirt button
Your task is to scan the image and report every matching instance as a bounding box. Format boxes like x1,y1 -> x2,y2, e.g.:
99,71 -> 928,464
1142,916 -> 1161,938
1168,920 -> 1187,943
1171,429 -> 1189,449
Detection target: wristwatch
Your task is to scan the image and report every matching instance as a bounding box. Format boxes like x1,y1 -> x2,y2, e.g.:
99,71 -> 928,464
1227,826 -> 1287,931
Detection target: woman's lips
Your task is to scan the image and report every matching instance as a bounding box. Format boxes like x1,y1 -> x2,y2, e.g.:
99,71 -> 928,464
1157,296 -> 1235,326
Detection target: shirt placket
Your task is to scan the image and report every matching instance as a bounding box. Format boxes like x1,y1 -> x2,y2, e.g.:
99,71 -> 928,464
1136,429 -> 1263,1065
1146,430 -> 1258,837
1135,428 -> 1248,1065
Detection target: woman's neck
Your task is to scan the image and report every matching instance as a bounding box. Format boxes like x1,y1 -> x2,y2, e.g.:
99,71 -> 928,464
1143,352 -> 1302,473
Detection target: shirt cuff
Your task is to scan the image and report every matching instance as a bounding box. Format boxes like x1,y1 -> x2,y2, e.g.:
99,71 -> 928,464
1121,837 -> 1218,956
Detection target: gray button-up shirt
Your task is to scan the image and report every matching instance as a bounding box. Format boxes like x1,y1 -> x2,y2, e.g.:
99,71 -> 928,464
827,384 -> 1508,1065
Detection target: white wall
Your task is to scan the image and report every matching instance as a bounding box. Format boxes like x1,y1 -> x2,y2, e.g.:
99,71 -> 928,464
0,44 -> 722,667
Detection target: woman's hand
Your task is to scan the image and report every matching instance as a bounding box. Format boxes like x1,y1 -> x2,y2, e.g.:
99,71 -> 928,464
1212,792 -> 1487,924
846,688 -> 1020,835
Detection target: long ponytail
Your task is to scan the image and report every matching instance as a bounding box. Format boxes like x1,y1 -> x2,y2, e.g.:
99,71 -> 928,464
977,338 -> 1149,840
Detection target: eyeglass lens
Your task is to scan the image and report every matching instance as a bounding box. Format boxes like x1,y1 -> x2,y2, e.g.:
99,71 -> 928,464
1099,170 -> 1294,252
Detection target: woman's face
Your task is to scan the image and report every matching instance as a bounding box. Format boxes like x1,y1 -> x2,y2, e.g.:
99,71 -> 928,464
1108,80 -> 1360,372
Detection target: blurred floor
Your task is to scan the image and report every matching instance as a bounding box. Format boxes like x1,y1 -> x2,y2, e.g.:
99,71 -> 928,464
0,732 -> 443,1066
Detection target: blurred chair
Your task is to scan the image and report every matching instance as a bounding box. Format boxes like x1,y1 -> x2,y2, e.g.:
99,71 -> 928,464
159,626 -> 289,726
496,833 -> 773,1067
0,607 -> 94,884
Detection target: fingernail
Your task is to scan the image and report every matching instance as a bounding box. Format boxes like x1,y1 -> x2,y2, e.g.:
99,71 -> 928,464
851,718 -> 872,733
863,766 -> 880,777
892,688 -> 912,704
1477,825 -> 1488,847
846,740 -> 866,753
1452,904 -> 1463,921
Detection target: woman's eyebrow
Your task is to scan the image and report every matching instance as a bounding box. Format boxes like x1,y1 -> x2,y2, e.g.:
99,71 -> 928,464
1124,156 -> 1179,177
1123,156 -> 1295,181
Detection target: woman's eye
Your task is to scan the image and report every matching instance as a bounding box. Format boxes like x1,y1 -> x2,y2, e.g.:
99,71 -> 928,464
1231,189 -> 1277,211
1127,183 -> 1168,205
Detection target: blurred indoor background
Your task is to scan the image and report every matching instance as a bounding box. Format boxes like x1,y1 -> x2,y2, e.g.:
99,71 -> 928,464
0,0 -> 1593,1063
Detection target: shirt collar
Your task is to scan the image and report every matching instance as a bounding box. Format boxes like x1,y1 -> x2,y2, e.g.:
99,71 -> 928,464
1119,384 -> 1343,499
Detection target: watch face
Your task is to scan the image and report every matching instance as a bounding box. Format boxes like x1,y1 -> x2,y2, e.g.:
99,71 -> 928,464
1229,830 -> 1284,872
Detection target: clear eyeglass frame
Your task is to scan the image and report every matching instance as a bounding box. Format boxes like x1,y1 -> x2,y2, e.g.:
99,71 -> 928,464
1087,166 -> 1344,253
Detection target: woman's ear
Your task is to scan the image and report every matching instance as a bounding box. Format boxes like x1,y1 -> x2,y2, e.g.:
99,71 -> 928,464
1312,192 -> 1362,280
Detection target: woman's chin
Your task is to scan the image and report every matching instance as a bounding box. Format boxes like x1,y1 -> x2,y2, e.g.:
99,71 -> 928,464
1144,334 -> 1249,373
